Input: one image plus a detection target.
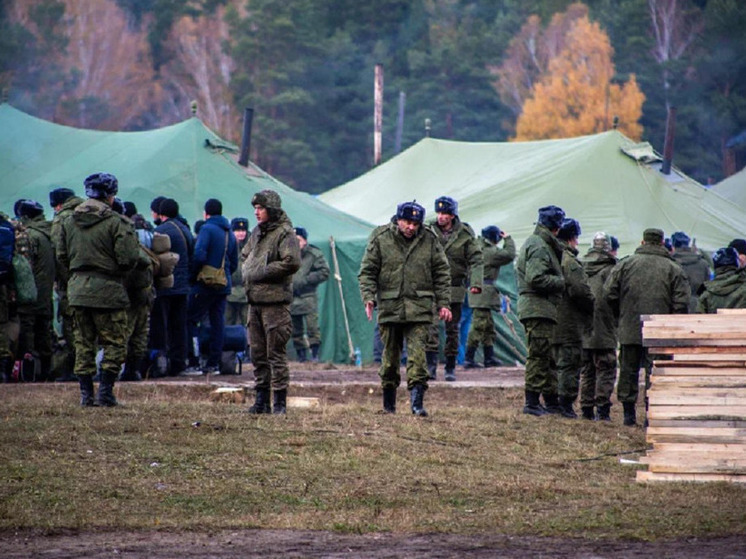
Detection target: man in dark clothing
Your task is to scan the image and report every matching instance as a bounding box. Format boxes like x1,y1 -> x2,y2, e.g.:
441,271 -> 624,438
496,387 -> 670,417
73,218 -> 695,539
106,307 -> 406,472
187,198 -> 238,375
671,231 -> 711,312
580,232 -> 619,421
226,217 -> 250,327
56,173 -> 140,406
604,228 -> 690,426
698,247 -> 746,313
243,190 -> 300,415
516,205 -> 566,416
151,198 -> 194,376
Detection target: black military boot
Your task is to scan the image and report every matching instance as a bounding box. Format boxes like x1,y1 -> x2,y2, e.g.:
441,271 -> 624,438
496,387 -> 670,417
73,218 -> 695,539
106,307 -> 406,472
410,384 -> 428,417
247,388 -> 271,414
623,402 -> 636,426
444,355 -> 456,381
382,387 -> 396,413
597,404 -> 611,421
96,372 -> 118,407
296,348 -> 307,363
542,393 -> 561,414
79,374 -> 97,407
483,345 -> 501,367
559,396 -> 578,419
310,344 -> 320,363
463,346 -> 482,369
272,389 -> 287,415
426,351 -> 438,380
581,406 -> 596,420
522,390 -> 546,416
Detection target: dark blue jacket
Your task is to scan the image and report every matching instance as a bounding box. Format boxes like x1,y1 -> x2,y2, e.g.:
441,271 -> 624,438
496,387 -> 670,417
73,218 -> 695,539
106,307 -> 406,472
155,218 -> 194,296
191,215 -> 238,295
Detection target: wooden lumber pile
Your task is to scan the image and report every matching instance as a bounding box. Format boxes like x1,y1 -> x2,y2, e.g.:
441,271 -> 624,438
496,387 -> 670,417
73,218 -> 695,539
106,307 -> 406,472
638,309 -> 746,483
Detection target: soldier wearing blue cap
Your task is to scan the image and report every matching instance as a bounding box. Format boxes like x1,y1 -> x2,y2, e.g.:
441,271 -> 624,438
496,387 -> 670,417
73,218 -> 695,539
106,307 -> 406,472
425,196 -> 483,382
671,231 -> 712,312
516,205 -> 567,416
359,201 -> 452,417
464,225 -> 515,368
697,247 -> 746,313
290,226 -> 330,362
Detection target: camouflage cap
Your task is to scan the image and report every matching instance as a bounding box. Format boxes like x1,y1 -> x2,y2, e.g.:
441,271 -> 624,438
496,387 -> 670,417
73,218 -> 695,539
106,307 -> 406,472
251,189 -> 282,210
643,228 -> 665,245
592,231 -> 611,252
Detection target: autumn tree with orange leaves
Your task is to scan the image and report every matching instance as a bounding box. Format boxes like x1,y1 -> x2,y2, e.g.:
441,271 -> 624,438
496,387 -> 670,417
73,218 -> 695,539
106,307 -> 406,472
508,10 -> 645,141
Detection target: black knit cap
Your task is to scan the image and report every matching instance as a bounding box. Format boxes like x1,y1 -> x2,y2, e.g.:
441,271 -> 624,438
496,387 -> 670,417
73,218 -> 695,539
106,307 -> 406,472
728,238 -> 746,256
159,198 -> 179,219
123,201 -> 137,218
150,196 -> 167,213
49,187 -> 75,208
204,198 -> 222,216
294,226 -> 308,239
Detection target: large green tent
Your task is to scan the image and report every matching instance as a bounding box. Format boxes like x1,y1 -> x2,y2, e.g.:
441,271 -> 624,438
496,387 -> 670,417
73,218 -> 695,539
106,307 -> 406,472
0,104 -> 375,364
711,167 -> 746,207
321,131 -> 746,257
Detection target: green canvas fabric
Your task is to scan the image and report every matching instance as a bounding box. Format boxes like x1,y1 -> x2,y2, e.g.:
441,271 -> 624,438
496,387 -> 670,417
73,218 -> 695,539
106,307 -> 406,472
0,104 -> 374,364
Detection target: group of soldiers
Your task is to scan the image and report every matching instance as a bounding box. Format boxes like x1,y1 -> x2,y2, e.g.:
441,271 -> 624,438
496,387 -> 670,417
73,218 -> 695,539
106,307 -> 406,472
1,174 -> 329,414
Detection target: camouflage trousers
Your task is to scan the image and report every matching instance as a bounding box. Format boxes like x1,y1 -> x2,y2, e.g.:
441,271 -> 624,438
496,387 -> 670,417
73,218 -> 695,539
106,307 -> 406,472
72,307 -> 129,378
466,308 -> 496,348
18,312 -> 53,362
59,293 -> 76,359
379,321 -> 429,391
617,344 -> 652,404
127,303 -> 151,360
426,302 -> 462,356
553,342 -> 583,400
248,304 -> 292,391
522,318 -> 557,395
291,310 -> 321,350
225,301 -> 248,327
579,348 -> 618,407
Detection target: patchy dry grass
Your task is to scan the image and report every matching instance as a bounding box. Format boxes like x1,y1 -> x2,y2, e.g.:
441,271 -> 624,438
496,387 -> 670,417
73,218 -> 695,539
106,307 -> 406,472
1,382 -> 745,540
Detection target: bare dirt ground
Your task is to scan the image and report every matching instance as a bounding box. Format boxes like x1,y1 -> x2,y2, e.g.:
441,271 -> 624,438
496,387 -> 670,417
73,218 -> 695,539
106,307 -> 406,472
4,363 -> 746,558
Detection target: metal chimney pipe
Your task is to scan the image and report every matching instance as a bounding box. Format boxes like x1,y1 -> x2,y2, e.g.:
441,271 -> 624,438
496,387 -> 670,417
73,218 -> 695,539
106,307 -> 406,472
238,107 -> 254,167
374,64 -> 383,165
661,106 -> 677,175
395,91 -> 406,154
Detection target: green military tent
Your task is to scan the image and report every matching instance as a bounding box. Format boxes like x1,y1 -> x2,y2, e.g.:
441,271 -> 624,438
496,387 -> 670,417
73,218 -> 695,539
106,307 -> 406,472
712,167 -> 746,208
0,103 -> 375,364
320,131 -> 746,257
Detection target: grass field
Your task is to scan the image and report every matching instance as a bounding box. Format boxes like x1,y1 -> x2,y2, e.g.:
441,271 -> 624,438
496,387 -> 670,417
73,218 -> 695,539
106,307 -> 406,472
2,382 -> 746,541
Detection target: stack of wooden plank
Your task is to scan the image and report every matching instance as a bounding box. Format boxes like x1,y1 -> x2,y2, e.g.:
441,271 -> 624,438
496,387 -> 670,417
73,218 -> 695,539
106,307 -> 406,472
638,309 -> 746,483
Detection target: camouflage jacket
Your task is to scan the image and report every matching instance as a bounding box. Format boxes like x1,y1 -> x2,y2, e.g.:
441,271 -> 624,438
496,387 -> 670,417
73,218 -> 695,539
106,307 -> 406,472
290,244 -> 330,316
431,217 -> 483,303
581,248 -> 618,350
673,247 -> 712,312
552,242 -> 594,344
516,224 -> 565,323
51,195 -> 84,292
19,215 -> 55,316
468,235 -> 516,309
241,211 -> 301,305
604,244 -> 690,345
697,267 -> 746,313
358,218 -> 451,324
56,198 -> 140,309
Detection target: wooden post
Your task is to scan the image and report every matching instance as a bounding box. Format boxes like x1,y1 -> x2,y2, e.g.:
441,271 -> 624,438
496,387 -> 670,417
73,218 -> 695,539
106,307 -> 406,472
374,64 -> 383,166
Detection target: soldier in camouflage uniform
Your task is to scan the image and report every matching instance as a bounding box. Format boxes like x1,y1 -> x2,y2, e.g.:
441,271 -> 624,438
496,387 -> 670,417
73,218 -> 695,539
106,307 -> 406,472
579,232 -> 618,421
671,231 -> 712,313
359,201 -> 452,417
50,187 -> 84,381
243,190 -> 300,415
551,218 -> 594,419
14,199 -> 55,382
56,173 -> 140,406
465,225 -> 516,368
604,228 -> 690,426
516,205 -> 566,416
698,247 -> 746,313
290,226 -> 330,362
425,196 -> 482,381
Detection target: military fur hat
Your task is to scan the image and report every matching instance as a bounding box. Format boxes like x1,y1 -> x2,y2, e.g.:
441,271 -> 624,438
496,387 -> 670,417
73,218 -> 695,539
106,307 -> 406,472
671,231 -> 690,248
294,226 -> 308,240
713,247 -> 739,269
537,205 -> 565,230
610,236 -> 620,251
14,199 -> 44,219
481,225 -> 502,243
643,228 -> 665,245
251,189 -> 282,210
49,187 -> 75,208
231,217 -> 249,231
434,196 -> 458,215
396,200 -> 425,224
84,172 -> 118,199
557,218 -> 581,241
